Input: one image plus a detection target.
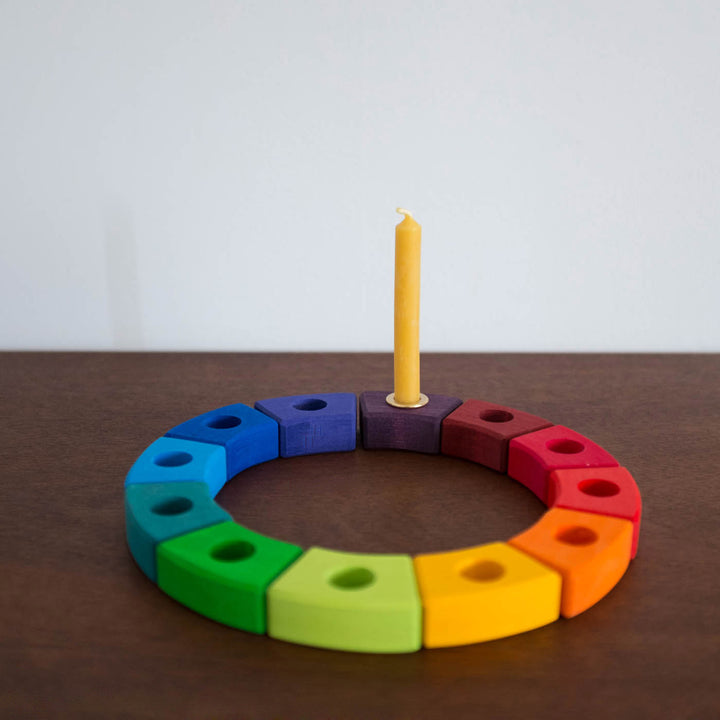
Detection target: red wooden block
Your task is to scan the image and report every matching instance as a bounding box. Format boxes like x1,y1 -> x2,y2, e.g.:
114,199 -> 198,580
547,466 -> 642,558
360,391 -> 462,454
441,399 -> 552,473
508,425 -> 618,504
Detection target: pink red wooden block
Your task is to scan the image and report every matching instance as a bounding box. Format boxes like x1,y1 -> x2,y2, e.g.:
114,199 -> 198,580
508,425 -> 618,504
547,466 -> 642,557
441,399 -> 552,472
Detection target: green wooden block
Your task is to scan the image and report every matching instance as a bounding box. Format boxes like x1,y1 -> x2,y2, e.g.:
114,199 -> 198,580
157,522 -> 303,634
267,547 -> 422,653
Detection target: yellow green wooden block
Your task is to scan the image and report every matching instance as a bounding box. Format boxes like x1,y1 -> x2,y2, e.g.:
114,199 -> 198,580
157,522 -> 303,634
267,547 -> 422,653
413,542 -> 561,648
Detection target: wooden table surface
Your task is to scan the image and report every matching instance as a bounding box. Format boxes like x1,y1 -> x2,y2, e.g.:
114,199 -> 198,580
2,352 -> 718,719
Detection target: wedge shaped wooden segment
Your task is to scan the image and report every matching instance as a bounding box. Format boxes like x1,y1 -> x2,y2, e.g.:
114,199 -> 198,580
125,481 -> 232,582
414,542 -> 561,648
254,393 -> 356,457
124,436 -> 228,498
509,508 -> 633,618
267,547 -> 422,653
360,391 -> 462,454
508,425 -> 618,504
157,522 -> 303,634
548,466 -> 642,558
166,403 -> 279,479
441,399 -> 552,472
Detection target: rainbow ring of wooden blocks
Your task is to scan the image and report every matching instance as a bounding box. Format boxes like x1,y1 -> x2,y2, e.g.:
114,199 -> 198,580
124,392 -> 641,653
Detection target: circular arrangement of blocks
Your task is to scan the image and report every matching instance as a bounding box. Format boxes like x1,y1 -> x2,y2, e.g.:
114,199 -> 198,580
124,391 -> 642,653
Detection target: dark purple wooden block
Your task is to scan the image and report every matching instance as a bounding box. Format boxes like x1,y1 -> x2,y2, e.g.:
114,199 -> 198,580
441,399 -> 553,473
359,391 -> 463,454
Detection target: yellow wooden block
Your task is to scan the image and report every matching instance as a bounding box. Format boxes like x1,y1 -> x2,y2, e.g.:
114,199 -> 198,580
413,542 -> 562,648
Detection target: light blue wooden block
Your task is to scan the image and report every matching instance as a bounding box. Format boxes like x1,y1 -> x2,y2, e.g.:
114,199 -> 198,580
125,436 -> 227,498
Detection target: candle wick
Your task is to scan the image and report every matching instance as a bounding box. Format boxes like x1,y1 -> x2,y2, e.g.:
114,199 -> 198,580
396,207 -> 414,220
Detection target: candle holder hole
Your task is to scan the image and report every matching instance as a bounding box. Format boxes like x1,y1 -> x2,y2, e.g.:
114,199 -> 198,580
206,414 -> 242,429
579,479 -> 620,497
293,399 -> 328,412
461,560 -> 505,582
151,497 -> 194,516
329,567 -> 375,590
556,526 -> 597,546
211,540 -> 256,562
547,439 -> 585,454
153,451 -> 193,467
480,410 -> 514,423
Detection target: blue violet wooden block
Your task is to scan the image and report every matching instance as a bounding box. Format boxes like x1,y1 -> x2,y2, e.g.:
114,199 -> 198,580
165,403 -> 279,480
254,393 -> 357,458
125,481 -> 232,582
125,436 -> 227,498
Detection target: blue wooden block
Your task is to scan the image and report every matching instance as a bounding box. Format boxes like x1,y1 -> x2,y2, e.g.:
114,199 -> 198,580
165,403 -> 279,479
125,436 -> 227,498
125,481 -> 232,582
254,393 -> 357,458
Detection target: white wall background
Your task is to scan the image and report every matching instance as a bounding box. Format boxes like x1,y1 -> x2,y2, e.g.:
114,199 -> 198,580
1,1 -> 718,351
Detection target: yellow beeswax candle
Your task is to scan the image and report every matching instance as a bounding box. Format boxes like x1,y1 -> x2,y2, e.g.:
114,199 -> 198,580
387,209 -> 429,409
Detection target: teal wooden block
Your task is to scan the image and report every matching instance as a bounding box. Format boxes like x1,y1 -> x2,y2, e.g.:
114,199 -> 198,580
125,436 -> 227,498
125,482 -> 232,582
267,547 -> 422,653
157,522 -> 303,634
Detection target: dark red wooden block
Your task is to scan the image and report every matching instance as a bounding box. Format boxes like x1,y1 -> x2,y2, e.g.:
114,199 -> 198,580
360,391 -> 462,454
508,425 -> 619,504
547,466 -> 642,558
441,399 -> 552,472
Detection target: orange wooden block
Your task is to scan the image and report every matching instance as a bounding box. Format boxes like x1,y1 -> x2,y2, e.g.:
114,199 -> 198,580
508,508 -> 633,618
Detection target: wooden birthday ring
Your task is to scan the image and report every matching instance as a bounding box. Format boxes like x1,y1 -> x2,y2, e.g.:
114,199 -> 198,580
125,392 -> 641,653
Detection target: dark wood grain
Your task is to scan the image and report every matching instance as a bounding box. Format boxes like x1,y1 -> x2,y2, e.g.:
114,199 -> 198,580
1,352 -> 718,720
